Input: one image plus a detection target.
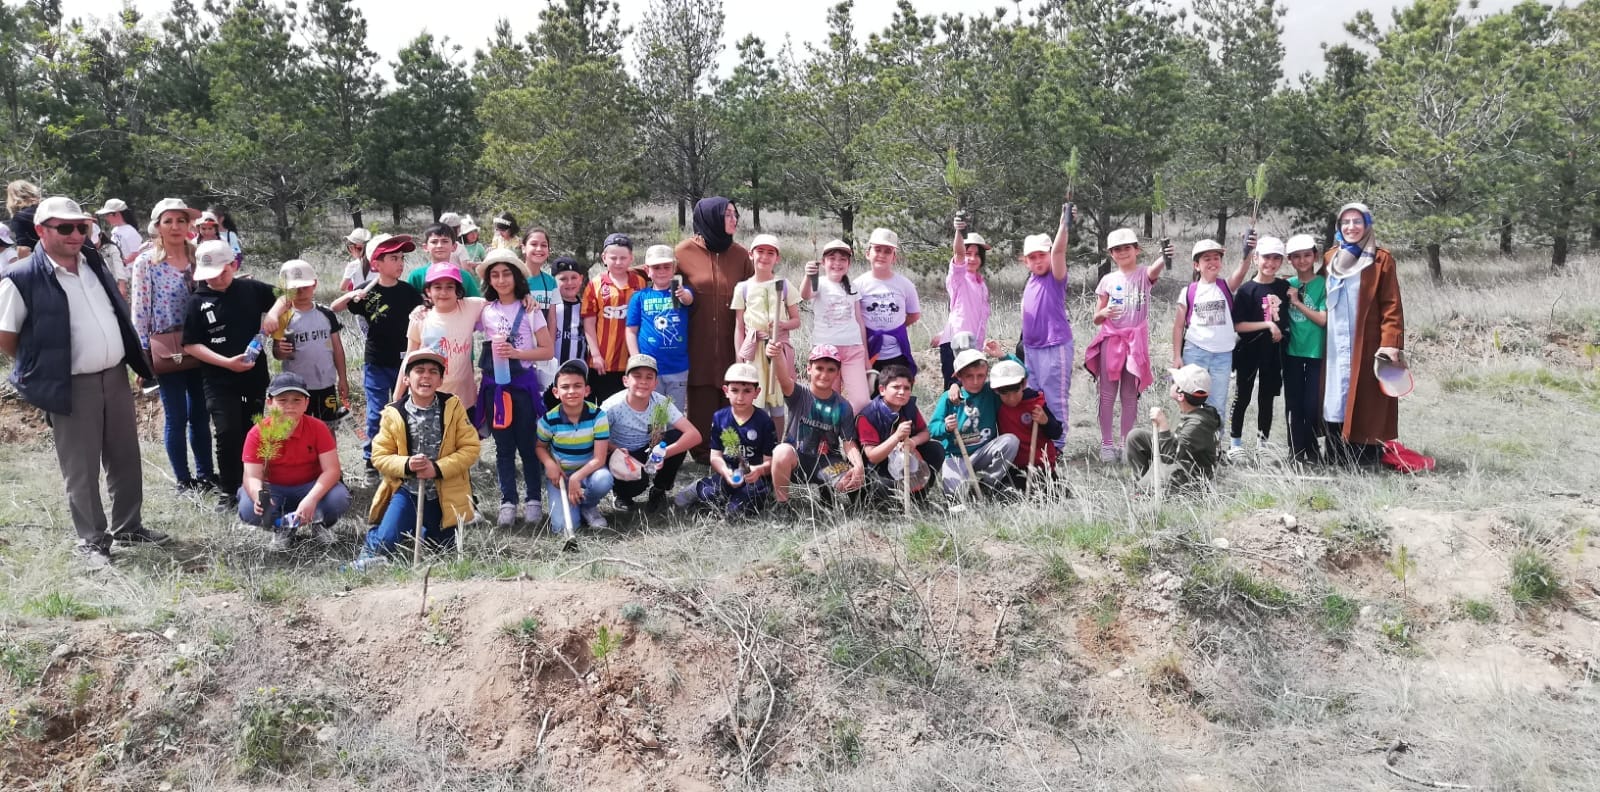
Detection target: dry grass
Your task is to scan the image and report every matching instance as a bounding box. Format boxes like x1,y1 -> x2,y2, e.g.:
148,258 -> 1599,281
2,229 -> 1598,789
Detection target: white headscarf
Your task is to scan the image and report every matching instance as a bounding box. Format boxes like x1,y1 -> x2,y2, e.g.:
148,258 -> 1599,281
1328,202 -> 1375,279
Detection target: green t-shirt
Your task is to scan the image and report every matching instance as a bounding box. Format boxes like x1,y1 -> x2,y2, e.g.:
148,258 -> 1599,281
405,263 -> 482,298
1286,275 -> 1326,359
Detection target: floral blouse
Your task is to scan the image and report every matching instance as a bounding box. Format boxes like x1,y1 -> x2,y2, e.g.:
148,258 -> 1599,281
131,250 -> 195,347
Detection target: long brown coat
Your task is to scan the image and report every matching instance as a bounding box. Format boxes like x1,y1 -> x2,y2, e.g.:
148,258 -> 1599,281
675,236 -> 753,388
1321,247 -> 1404,444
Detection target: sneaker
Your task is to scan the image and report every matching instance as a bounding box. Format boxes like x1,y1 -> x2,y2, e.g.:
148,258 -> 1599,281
1099,444 -> 1117,463
497,502 -> 516,527
615,496 -> 640,513
1226,444 -> 1248,462
523,501 -> 542,525
309,522 -> 337,546
581,506 -> 608,529
646,489 -> 667,514
76,543 -> 112,570
112,525 -> 170,545
268,531 -> 293,552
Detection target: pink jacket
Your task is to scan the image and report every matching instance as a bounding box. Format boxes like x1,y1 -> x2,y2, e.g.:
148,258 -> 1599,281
1084,321 -> 1153,391
936,256 -> 989,346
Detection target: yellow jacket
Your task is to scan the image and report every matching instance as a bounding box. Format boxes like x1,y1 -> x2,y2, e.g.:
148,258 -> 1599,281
367,393 -> 481,529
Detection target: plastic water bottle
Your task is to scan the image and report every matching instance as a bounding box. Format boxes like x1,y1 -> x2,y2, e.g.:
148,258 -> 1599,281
729,467 -> 745,487
491,332 -> 511,386
274,513 -> 301,531
242,333 -> 265,364
644,441 -> 668,475
1110,282 -> 1126,312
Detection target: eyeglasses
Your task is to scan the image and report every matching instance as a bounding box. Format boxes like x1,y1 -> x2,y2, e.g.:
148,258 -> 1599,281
46,222 -> 91,236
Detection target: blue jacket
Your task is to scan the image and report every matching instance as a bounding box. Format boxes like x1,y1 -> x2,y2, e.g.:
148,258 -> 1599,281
3,246 -> 151,414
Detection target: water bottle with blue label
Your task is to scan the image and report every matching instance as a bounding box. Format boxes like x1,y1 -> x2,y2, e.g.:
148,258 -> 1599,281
242,333 -> 265,364
491,319 -> 511,386
1110,281 -> 1126,315
644,441 -> 668,475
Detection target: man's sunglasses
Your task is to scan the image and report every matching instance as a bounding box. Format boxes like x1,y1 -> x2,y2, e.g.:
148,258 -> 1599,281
46,222 -> 92,236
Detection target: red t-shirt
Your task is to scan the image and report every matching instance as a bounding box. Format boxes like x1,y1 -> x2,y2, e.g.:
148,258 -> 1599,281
242,416 -> 337,486
997,392 -> 1059,468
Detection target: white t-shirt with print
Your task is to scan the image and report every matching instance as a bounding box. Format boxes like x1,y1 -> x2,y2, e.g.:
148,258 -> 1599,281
811,278 -> 863,347
1177,280 -> 1237,353
854,271 -> 920,358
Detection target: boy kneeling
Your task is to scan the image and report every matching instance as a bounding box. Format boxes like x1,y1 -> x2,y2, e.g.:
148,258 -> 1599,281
600,353 -> 701,514
537,360 -> 616,532
239,372 -> 350,550
677,362 -> 779,515
770,344 -> 867,506
1124,364 -> 1222,490
353,349 -> 481,567
930,348 -> 1020,494
855,364 -> 943,502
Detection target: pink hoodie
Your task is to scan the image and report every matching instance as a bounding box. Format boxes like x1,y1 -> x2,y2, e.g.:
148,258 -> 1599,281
1084,321 -> 1153,392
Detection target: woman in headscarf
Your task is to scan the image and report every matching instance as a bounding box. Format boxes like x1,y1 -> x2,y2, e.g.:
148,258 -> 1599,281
1321,202 -> 1405,467
675,197 -> 753,459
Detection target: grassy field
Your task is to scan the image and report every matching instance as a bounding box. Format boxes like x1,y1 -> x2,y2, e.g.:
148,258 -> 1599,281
1,220 -> 1598,790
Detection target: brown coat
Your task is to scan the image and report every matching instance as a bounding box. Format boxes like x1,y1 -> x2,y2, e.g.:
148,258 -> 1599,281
1321,247 -> 1404,444
674,236 -> 753,388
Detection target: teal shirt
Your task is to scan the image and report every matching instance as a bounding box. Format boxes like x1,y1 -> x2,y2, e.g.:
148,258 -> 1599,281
1286,275 -> 1327,359
406,264 -> 482,298
527,271 -> 559,309
929,386 -> 1002,456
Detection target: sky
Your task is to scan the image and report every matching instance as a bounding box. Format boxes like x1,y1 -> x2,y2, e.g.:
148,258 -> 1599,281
69,0 -> 1524,82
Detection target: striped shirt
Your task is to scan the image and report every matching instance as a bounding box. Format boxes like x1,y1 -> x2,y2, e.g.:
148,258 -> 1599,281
581,271 -> 645,373
538,401 -> 609,473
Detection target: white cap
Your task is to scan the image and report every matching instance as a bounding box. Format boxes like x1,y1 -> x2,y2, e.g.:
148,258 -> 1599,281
952,348 -> 987,374
867,228 -> 899,249
723,362 -> 760,384
196,211 -> 219,226
439,212 -> 462,228
33,196 -> 94,225
1022,234 -> 1053,256
1256,236 -> 1286,258
643,244 -> 675,266
1285,234 -> 1317,255
989,359 -> 1027,389
149,197 -> 201,223
1106,228 -> 1138,249
749,233 -> 780,253
345,228 -> 372,246
821,239 -> 852,256
279,259 -> 317,289
192,240 -> 237,280
1191,239 -> 1225,260
95,198 -> 129,215
1169,364 -> 1212,395
962,233 -> 990,250
458,216 -> 480,237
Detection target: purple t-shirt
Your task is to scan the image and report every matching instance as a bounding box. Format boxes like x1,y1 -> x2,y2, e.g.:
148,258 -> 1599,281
1022,270 -> 1072,348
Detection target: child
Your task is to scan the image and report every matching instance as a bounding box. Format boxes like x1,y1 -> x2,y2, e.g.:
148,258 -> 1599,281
769,344 -> 868,505
991,358 -> 1062,480
676,362 -> 778,515
799,239 -> 870,413
239,372 -> 350,550
437,212 -> 467,265
537,360 -> 616,532
855,364 -> 943,501
626,244 -> 695,408
732,234 -> 802,437
1124,364 -> 1222,490
929,348 -> 1021,494
582,233 -> 646,403
1228,235 -> 1293,459
271,260 -> 349,426
600,354 -> 703,513
395,263 -> 484,417
856,228 -> 921,373
477,248 -> 556,526
1018,204 -> 1075,449
523,228 -> 560,309
1170,235 -> 1254,433
935,215 -> 990,387
181,240 -> 280,501
352,349 -> 482,567
1282,234 -> 1327,464
543,256 -> 588,407
205,205 -> 244,263
458,216 -> 487,263
330,234 -> 424,475
338,228 -> 374,292
492,212 -> 521,252
406,222 -> 483,297
1085,228 -> 1170,461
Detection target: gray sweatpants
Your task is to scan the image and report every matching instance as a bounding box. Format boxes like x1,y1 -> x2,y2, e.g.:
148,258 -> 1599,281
941,433 -> 1020,493
46,366 -> 144,549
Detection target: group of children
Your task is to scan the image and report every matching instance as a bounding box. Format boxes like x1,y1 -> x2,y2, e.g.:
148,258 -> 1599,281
168,195 -> 1342,563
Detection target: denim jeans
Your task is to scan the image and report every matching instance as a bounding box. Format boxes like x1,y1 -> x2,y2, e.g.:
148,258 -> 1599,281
544,469 -> 615,534
236,481 -> 351,527
364,484 -> 454,555
491,388 -> 542,505
362,364 -> 399,462
157,368 -> 213,482
1182,342 -> 1233,436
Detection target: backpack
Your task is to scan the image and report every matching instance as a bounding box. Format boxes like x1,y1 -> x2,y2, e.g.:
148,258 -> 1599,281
1380,440 -> 1435,474
1184,280 -> 1234,322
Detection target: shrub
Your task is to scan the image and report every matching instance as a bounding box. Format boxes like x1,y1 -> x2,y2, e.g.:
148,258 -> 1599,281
1508,549 -> 1562,607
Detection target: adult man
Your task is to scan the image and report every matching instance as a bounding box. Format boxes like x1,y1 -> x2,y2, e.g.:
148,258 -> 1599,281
0,196 -> 163,568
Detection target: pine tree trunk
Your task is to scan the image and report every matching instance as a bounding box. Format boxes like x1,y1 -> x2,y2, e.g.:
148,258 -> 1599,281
351,210 -> 364,230
1214,208 -> 1228,244
676,198 -> 687,232
392,204 -> 403,226
1096,211 -> 1112,280
1143,209 -> 1153,239
1553,163 -> 1575,271
840,206 -> 855,242
1323,212 -> 1338,251
750,165 -> 763,232
1498,213 -> 1512,255
1426,243 -> 1443,282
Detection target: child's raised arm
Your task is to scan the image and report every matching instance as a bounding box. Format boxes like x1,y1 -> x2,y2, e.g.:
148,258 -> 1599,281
1050,203 -> 1072,282
1147,240 -> 1172,283
1225,230 -> 1257,292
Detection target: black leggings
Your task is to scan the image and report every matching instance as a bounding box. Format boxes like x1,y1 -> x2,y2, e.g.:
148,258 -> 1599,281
1282,356 -> 1323,462
1230,342 -> 1282,441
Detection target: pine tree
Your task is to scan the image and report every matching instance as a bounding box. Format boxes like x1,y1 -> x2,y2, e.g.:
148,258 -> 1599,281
634,0 -> 724,230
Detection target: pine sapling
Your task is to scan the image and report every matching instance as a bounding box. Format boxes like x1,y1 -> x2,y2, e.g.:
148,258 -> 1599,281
1152,172 -> 1171,266
1246,163 -> 1269,230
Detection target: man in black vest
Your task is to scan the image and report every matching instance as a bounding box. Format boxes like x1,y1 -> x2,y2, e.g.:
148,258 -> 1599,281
0,196 -> 163,569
